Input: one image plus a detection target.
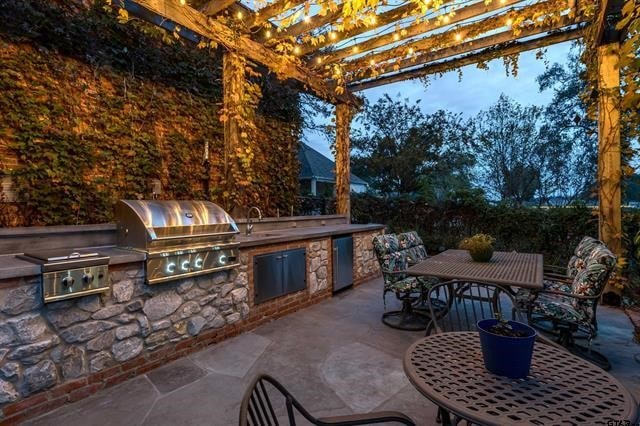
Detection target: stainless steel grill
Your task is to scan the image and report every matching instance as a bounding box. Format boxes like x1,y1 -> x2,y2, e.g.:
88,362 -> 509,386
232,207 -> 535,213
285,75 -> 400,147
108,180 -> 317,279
19,250 -> 110,303
115,200 -> 240,284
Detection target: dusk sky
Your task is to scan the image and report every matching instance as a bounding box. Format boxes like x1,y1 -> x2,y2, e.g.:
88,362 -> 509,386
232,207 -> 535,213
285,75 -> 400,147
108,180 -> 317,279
304,41 -> 574,158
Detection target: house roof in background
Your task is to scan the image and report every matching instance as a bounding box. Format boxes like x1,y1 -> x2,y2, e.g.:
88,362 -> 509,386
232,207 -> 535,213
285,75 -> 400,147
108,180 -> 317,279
298,142 -> 367,185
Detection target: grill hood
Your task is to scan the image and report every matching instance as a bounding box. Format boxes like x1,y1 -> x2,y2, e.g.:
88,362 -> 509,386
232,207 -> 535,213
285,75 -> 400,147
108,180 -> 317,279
116,200 -> 239,252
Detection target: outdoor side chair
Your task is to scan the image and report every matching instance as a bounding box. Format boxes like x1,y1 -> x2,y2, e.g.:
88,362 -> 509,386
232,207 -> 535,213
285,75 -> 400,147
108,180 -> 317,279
239,373 -> 416,426
522,244 -> 617,370
372,233 -> 434,330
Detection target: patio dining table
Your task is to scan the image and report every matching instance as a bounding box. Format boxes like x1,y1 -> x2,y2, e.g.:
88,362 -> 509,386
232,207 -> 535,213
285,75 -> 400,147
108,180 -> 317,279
404,332 -> 639,426
406,249 -> 544,290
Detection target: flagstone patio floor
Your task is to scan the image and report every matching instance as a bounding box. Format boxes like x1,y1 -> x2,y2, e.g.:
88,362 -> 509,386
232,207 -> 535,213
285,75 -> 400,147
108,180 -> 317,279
25,278 -> 640,426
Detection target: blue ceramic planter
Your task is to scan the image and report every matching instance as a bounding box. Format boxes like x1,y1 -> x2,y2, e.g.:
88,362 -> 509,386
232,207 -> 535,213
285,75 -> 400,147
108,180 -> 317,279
477,319 -> 536,379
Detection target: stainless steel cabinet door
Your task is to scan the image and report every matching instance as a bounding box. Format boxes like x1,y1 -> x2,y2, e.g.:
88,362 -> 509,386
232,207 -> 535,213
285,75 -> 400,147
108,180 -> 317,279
254,252 -> 284,304
283,248 -> 306,293
333,236 -> 353,292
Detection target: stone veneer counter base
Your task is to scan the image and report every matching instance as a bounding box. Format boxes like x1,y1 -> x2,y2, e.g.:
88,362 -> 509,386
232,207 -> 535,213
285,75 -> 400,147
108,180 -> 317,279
0,227 -> 383,424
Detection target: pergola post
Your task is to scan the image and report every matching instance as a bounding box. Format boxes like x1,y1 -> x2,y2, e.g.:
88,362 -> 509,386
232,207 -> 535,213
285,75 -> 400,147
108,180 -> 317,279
222,51 -> 245,197
335,104 -> 354,222
596,43 -> 622,261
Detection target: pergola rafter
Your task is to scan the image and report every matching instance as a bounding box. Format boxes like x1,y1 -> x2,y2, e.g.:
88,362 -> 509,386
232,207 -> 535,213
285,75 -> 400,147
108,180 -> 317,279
311,0 -> 528,66
341,1 -> 574,75
346,16 -> 581,82
348,26 -> 584,90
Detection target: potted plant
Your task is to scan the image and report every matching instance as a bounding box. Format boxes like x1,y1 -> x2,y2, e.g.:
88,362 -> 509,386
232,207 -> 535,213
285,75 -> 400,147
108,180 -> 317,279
459,233 -> 495,262
477,315 -> 536,379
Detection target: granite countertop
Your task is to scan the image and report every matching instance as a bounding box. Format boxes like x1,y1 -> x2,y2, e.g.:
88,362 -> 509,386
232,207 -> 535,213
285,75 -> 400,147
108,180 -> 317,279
235,223 -> 385,248
0,223 -> 384,281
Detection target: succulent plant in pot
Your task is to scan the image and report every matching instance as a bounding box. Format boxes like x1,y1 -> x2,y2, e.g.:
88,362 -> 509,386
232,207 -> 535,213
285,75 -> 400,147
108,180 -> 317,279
459,233 -> 496,262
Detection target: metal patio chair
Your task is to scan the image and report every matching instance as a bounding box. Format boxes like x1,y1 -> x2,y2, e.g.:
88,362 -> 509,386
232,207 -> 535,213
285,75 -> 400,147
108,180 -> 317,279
372,233 -> 437,330
522,244 -> 617,370
239,373 -> 416,426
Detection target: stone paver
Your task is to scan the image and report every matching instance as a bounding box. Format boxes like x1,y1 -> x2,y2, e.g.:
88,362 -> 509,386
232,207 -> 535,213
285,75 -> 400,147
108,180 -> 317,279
25,278 -> 640,426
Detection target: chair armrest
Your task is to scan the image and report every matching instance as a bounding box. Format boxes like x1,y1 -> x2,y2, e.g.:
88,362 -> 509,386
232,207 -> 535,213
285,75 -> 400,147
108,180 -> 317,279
381,268 -> 409,276
530,289 -> 600,301
544,264 -> 569,274
543,273 -> 573,282
317,411 -> 416,425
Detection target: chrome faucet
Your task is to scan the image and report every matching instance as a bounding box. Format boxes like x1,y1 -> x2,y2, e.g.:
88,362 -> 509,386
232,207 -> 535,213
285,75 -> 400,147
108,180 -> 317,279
246,206 -> 263,236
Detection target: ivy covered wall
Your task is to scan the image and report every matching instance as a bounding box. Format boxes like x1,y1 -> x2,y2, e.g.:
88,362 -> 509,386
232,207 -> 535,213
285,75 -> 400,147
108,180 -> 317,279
0,0 -> 301,226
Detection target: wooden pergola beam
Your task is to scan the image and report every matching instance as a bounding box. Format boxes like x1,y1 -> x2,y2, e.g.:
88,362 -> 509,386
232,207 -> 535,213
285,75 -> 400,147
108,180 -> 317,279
249,0 -> 308,28
298,1 -> 427,55
335,103 -> 354,220
200,0 -> 237,16
268,5 -> 345,43
121,0 -> 360,106
346,16 -> 578,81
342,0 -> 570,74
312,0 -> 527,66
348,27 -> 583,91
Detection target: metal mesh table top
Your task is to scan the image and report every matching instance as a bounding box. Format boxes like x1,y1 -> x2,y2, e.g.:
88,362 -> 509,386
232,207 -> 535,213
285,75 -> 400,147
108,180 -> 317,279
407,249 -> 544,290
404,332 -> 638,426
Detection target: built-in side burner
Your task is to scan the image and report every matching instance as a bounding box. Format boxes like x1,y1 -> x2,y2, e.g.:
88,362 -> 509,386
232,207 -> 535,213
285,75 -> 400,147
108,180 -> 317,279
19,250 -> 110,303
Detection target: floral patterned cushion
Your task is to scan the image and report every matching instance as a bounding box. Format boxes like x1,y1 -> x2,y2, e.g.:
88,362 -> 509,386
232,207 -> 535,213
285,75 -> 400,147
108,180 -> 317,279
530,294 -> 587,325
373,232 -> 432,294
515,279 -> 571,310
566,236 -> 604,277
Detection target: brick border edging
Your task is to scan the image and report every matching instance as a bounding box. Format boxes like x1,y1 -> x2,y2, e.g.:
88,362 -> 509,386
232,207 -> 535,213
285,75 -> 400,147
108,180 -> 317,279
0,292 -> 331,425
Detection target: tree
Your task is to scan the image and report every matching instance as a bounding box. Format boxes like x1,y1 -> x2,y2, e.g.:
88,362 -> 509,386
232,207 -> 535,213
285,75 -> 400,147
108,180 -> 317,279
536,47 -> 598,204
472,94 -> 544,205
351,95 -> 473,197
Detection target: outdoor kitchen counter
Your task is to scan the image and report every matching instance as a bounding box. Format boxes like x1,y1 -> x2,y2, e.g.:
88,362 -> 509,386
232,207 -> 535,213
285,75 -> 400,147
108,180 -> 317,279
0,247 -> 145,281
0,224 -> 384,281
235,223 -> 385,248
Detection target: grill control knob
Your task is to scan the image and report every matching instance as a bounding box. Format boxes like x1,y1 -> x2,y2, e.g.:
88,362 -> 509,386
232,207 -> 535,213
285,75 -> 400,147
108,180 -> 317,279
218,254 -> 227,266
83,273 -> 94,285
194,257 -> 203,269
62,276 -> 75,287
181,260 -> 190,272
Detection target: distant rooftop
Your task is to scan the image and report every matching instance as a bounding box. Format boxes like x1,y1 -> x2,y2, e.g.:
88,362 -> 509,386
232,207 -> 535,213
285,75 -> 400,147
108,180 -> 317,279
298,142 -> 367,185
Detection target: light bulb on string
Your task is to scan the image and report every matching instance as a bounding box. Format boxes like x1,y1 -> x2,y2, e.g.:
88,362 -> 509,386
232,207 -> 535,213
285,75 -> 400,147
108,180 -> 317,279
329,31 -> 338,41
393,33 -> 400,41
369,59 -> 376,66
408,47 -> 414,55
179,0 -> 186,5
455,32 -> 462,41
506,18 -> 513,26
265,30 -> 272,38
352,46 -> 359,53
304,15 -> 311,23
293,46 -> 301,55
443,15 -> 450,23
236,11 -> 243,19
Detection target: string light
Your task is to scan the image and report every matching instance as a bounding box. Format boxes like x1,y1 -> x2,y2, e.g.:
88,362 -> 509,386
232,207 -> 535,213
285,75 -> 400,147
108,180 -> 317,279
369,15 -> 377,25
455,33 -> 462,41
329,31 -> 338,41
179,0 -> 186,5
352,46 -> 359,53
393,33 -> 400,41
506,18 -> 513,26
303,15 -> 311,23
369,59 -> 376,65
443,15 -> 450,23
293,46 -> 301,54
500,0 -> 507,4
408,47 -> 414,54
265,30 -> 272,38
316,57 -> 323,64
236,11 -> 243,19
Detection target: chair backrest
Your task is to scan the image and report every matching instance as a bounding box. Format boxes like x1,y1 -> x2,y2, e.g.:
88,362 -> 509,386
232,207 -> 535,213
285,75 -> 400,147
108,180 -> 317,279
373,233 -> 409,286
239,374 -> 318,426
567,236 -> 605,277
397,231 -> 428,264
426,280 -> 522,335
569,244 -> 616,319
